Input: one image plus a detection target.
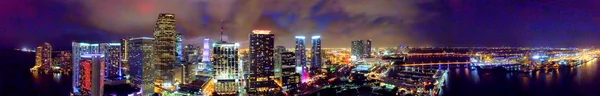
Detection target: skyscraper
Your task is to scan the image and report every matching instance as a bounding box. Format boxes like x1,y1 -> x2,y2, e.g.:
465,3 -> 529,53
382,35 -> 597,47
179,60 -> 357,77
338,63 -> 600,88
33,46 -> 42,70
213,42 -> 240,95
247,30 -> 276,94
127,37 -> 155,96
295,36 -> 306,73
365,39 -> 372,57
202,38 -> 211,62
153,13 -> 177,87
120,38 -> 129,75
41,42 -> 52,71
100,43 -> 121,78
274,46 -> 286,83
351,40 -> 365,61
176,33 -> 183,64
311,36 -> 322,71
72,42 -> 101,95
75,53 -> 104,96
280,52 -> 300,92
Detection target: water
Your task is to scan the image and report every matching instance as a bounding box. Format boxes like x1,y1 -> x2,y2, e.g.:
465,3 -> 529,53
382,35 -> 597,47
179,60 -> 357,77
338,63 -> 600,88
1,50 -> 72,96
443,60 -> 600,96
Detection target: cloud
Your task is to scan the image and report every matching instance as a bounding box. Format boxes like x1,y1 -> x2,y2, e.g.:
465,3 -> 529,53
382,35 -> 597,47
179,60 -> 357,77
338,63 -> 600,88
62,0 -> 437,47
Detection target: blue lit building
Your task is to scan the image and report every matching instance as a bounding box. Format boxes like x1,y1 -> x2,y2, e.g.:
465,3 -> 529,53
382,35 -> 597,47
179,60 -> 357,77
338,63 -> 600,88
311,36 -> 322,71
127,37 -> 155,95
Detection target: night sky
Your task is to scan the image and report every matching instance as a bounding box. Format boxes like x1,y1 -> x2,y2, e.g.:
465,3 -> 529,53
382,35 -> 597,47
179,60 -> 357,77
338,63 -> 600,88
2,0 -> 600,50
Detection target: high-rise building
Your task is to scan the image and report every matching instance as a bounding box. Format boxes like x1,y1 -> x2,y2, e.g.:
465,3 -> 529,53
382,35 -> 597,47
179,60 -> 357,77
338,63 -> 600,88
72,42 -> 101,95
280,52 -> 300,92
183,44 -> 199,63
86,54 -> 105,96
41,42 -> 52,71
274,46 -> 286,83
311,36 -> 322,71
247,30 -> 276,94
57,51 -> 72,72
120,38 -> 129,75
176,33 -> 183,64
127,37 -> 155,96
202,38 -> 211,62
213,42 -> 240,95
153,13 -> 177,88
74,54 -> 104,96
365,39 -> 372,57
100,43 -> 121,78
295,36 -> 306,73
351,40 -> 365,61
33,46 -> 43,70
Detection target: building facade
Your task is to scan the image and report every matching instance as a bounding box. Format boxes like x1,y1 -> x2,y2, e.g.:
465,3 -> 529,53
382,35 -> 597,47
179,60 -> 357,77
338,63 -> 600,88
127,37 -> 155,96
280,52 -> 300,92
294,36 -> 306,73
41,42 -> 52,71
72,42 -> 101,95
120,38 -> 129,75
213,42 -> 240,95
311,36 -> 322,71
247,30 -> 276,94
153,13 -> 177,87
100,43 -> 122,78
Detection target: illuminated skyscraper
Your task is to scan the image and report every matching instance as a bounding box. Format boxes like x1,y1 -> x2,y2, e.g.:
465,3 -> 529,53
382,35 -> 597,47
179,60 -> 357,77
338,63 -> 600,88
100,43 -> 121,78
365,39 -> 372,57
72,42 -> 101,95
295,36 -> 306,73
351,40 -> 365,61
33,46 -> 42,70
127,37 -> 155,96
311,36 -> 322,71
213,42 -> 240,95
202,38 -> 211,62
41,42 -> 52,71
274,46 -> 286,83
280,52 -> 300,92
74,54 -> 104,96
247,30 -> 276,94
176,33 -> 183,64
120,38 -> 129,75
153,13 -> 177,87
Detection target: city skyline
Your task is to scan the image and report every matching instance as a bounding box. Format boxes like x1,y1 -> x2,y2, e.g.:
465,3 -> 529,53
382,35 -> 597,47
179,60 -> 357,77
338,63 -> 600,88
5,0 -> 600,49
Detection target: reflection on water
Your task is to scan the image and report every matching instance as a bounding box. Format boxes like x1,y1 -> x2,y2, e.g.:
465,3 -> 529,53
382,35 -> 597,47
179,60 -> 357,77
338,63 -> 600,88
53,73 -> 61,83
444,59 -> 600,96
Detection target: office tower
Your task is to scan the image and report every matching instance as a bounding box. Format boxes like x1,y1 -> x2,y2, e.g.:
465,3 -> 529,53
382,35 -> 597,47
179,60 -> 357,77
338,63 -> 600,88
213,42 -> 240,95
295,36 -> 306,73
127,37 -> 155,95
247,30 -> 276,94
153,13 -> 177,87
311,36 -> 322,71
351,40 -> 365,61
120,38 -> 129,75
274,46 -> 286,83
72,42 -> 100,94
41,42 -> 52,71
100,43 -> 122,78
34,46 -> 42,70
183,44 -> 199,63
176,33 -> 183,64
74,54 -> 104,95
280,52 -> 300,92
202,38 -> 211,62
85,54 -> 105,96
365,39 -> 372,57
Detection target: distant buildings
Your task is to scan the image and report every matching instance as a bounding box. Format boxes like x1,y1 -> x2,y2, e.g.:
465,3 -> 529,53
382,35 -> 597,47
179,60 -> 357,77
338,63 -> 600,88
365,39 -> 372,57
41,43 -> 52,71
351,40 -> 365,61
274,46 -> 286,83
213,42 -> 240,95
247,30 -> 276,94
153,13 -> 177,88
127,37 -> 155,95
311,36 -> 322,71
33,46 -> 42,71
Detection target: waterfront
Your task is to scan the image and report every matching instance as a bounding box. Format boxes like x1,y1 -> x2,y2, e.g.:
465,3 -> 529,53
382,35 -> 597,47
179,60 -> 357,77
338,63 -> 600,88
3,50 -> 600,96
